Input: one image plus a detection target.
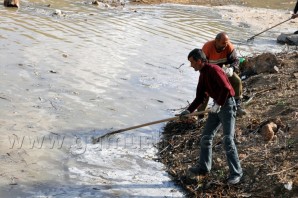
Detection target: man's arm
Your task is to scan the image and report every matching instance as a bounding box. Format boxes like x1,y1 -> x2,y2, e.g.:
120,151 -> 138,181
187,78 -> 206,113
227,49 -> 240,73
212,69 -> 233,106
202,42 -> 210,61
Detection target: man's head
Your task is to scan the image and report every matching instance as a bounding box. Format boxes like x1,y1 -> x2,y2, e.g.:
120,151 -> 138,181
188,48 -> 207,71
215,32 -> 229,52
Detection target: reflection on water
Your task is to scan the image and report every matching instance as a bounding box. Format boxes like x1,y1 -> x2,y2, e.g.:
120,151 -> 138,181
0,1 -> 292,197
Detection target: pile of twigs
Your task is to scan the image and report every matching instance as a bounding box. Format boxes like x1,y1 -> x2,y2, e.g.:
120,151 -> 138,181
158,116 -> 298,197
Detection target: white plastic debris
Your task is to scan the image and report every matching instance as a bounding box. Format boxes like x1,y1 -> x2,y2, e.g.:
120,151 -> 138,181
284,180 -> 293,191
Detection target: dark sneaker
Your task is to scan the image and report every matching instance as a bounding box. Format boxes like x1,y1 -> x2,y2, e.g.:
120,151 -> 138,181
187,166 -> 209,179
235,98 -> 247,117
227,175 -> 242,185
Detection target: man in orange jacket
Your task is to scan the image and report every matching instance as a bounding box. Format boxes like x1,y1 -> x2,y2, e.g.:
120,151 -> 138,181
197,32 -> 247,118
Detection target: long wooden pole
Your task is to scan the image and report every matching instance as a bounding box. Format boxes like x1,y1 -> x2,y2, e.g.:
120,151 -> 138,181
92,110 -> 209,143
247,18 -> 292,42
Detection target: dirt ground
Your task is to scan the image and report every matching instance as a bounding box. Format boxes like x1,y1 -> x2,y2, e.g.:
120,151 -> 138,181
157,50 -> 298,197
132,0 -> 241,6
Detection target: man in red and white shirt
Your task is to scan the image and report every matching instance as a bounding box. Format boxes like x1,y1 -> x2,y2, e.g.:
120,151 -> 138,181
180,48 -> 243,185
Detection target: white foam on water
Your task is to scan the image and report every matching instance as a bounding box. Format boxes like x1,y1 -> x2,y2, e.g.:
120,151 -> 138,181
68,139 -> 184,197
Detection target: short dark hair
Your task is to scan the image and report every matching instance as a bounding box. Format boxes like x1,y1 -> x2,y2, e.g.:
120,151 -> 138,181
188,48 -> 207,62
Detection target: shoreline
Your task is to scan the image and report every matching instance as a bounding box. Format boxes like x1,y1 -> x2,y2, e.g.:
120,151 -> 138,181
215,5 -> 297,33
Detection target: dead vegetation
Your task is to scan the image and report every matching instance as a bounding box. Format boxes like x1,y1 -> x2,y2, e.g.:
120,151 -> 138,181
157,51 -> 298,197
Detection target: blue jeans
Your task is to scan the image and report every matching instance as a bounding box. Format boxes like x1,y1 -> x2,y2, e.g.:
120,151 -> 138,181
198,97 -> 242,177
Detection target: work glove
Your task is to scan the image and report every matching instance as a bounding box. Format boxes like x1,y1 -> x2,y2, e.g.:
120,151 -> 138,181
222,64 -> 234,77
210,103 -> 221,113
179,110 -> 190,121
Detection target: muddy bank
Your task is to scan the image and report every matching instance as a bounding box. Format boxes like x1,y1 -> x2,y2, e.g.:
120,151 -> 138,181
131,0 -> 242,6
157,51 -> 298,197
132,0 -> 296,10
